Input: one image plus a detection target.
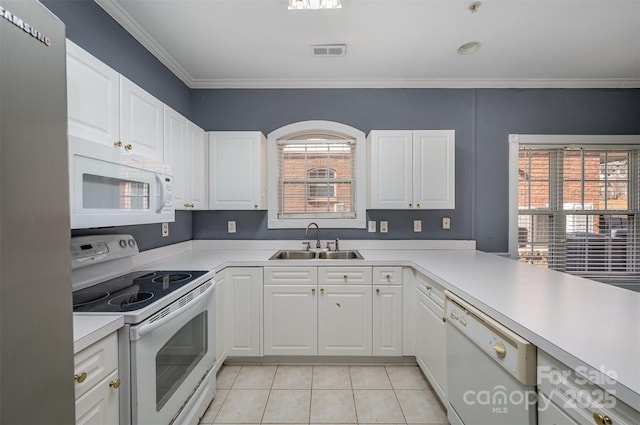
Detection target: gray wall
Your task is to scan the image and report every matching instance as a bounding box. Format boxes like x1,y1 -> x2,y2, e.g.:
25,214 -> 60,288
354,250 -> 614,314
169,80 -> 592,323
43,1 -> 640,253
192,88 -> 640,252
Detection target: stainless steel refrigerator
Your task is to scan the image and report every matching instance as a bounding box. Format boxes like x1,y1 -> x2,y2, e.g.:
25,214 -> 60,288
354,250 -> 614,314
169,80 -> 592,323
0,1 -> 75,423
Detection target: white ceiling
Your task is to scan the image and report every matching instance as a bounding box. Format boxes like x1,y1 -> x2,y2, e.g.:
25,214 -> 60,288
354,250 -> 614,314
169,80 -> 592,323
95,0 -> 640,89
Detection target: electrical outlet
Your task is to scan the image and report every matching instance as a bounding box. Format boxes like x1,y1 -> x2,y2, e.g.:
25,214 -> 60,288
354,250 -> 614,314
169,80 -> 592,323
414,219 -> 422,232
228,221 -> 237,233
162,222 -> 169,237
380,221 -> 388,233
368,220 -> 377,232
442,217 -> 451,230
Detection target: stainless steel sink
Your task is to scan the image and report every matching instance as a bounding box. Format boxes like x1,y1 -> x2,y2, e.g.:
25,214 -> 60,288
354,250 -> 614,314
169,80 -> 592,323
269,250 -> 364,260
269,250 -> 317,260
317,250 -> 364,260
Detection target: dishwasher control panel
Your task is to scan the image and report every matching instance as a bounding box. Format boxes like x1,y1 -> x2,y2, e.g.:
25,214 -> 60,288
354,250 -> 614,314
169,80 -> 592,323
445,290 -> 537,386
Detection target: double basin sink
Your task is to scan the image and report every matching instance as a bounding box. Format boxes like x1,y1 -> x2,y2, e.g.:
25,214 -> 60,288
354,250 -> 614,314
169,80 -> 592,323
269,250 -> 364,260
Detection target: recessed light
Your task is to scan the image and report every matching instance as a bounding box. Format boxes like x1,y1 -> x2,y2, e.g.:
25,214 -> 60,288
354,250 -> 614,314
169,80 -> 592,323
457,41 -> 481,55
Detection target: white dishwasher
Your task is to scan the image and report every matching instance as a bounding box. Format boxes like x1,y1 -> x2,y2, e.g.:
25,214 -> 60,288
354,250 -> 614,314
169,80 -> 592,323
445,291 -> 537,425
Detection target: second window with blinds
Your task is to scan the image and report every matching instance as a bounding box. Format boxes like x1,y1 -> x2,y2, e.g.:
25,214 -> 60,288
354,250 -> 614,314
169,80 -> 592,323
509,134 -> 640,286
267,121 -> 367,229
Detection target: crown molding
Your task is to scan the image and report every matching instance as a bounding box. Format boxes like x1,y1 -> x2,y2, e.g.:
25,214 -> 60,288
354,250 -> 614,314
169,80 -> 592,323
189,77 -> 640,89
93,0 -> 640,90
94,0 -> 194,88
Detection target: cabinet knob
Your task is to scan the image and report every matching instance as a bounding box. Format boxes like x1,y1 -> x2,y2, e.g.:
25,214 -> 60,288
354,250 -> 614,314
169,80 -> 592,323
254,204 -> 258,209
74,372 -> 87,383
415,203 -> 421,208
113,141 -> 122,148
593,413 -> 613,425
109,379 -> 121,389
426,285 -> 432,291
124,144 -> 133,151
385,274 -> 391,280
320,288 -> 324,294
408,203 -> 413,208
376,288 -> 380,294
312,288 -> 316,294
343,275 -> 348,279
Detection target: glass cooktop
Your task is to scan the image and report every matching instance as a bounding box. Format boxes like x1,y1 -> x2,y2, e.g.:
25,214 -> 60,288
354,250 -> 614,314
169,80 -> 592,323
72,270 -> 208,313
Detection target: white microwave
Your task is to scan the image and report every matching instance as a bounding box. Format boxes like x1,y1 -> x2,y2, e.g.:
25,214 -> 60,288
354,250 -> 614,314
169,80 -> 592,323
69,137 -> 174,229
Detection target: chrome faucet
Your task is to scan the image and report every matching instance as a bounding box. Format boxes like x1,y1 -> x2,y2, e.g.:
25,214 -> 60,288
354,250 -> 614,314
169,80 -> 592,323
305,222 -> 321,249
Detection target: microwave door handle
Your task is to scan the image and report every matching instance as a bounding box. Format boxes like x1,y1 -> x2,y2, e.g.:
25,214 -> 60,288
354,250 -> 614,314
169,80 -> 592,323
130,281 -> 215,341
155,174 -> 166,213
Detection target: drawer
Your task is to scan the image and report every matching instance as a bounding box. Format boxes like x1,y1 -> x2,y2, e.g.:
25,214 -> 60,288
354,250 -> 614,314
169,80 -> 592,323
74,332 -> 118,399
416,272 -> 445,308
538,351 -> 640,425
264,267 -> 317,285
373,267 -> 403,285
318,267 -> 372,284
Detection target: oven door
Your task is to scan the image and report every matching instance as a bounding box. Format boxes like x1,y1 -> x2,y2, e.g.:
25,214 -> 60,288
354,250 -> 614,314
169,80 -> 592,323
129,280 -> 215,425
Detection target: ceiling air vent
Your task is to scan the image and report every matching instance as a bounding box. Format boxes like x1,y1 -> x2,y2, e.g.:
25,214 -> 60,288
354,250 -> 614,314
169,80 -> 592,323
311,44 -> 346,57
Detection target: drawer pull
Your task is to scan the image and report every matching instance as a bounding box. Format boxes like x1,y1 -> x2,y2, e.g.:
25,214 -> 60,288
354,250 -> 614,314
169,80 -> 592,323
74,372 -> 87,383
385,274 -> 391,280
109,379 -> 121,389
494,342 -> 506,359
593,413 -> 613,425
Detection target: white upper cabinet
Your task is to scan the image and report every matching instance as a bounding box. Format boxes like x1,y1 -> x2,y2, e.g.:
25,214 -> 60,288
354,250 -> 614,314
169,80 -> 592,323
164,106 -> 207,209
66,40 -> 120,148
120,76 -> 164,161
66,40 -> 165,162
187,122 -> 207,209
208,131 -> 267,210
368,130 -> 455,209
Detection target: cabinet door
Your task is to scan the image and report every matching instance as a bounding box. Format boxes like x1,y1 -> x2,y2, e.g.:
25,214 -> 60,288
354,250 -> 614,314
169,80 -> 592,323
226,268 -> 262,357
75,370 -> 120,425
416,290 -> 447,404
318,285 -> 372,356
66,40 -> 120,148
373,285 -> 402,356
163,105 -> 188,209
214,272 -> 227,370
187,122 -> 207,209
208,132 -> 266,209
264,285 -> 318,355
120,76 -> 164,161
368,130 -> 413,209
413,130 -> 455,209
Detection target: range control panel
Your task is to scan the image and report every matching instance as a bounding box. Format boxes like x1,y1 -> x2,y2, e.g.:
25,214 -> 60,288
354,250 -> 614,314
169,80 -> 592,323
71,234 -> 139,269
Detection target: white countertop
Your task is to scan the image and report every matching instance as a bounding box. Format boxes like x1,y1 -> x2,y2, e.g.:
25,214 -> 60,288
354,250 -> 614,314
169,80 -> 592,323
72,239 -> 640,408
73,314 -> 124,353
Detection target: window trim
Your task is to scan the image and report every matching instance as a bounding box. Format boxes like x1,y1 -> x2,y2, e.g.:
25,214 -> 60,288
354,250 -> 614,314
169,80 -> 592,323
267,120 -> 366,229
508,134 -> 640,259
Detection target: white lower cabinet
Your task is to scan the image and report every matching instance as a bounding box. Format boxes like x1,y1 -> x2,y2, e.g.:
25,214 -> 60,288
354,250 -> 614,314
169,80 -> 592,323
226,267 -> 262,357
214,271 -> 227,370
73,332 -> 119,425
416,273 -> 447,405
373,267 -> 403,356
264,267 -> 374,356
318,284 -> 372,355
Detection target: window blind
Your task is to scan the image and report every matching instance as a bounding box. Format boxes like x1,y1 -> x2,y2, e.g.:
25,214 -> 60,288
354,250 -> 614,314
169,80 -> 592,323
277,139 -> 356,219
518,146 -> 640,283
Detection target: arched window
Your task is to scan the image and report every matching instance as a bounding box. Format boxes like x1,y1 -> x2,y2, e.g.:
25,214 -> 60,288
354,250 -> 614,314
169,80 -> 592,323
267,121 -> 366,229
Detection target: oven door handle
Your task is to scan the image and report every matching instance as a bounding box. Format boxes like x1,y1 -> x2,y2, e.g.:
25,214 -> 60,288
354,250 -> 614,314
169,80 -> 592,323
130,281 -> 215,341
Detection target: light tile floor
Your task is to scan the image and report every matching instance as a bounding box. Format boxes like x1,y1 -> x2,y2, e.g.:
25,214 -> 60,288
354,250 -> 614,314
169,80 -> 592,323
199,364 -> 449,425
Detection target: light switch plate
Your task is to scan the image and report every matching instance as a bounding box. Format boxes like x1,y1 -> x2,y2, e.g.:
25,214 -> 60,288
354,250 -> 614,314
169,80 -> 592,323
368,220 -> 376,232
162,222 -> 169,237
228,221 -> 237,233
442,217 -> 451,230
414,220 -> 422,232
380,221 -> 389,233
